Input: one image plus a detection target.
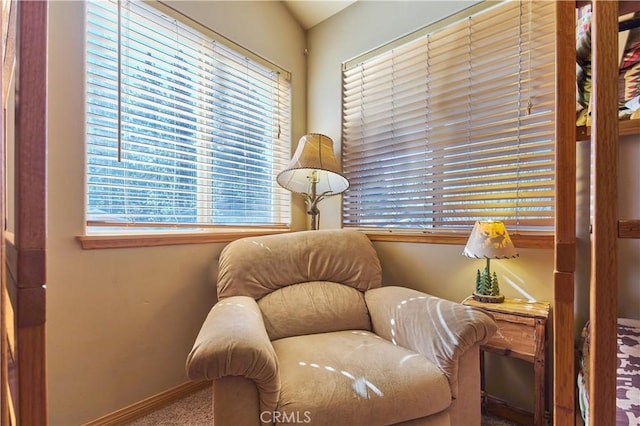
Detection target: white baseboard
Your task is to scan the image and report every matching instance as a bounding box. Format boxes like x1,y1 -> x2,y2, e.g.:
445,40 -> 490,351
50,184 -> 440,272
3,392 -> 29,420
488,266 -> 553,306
82,380 -> 211,426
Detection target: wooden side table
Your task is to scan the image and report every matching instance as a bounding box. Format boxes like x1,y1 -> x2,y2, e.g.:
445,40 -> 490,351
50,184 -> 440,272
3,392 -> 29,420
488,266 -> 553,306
462,296 -> 551,426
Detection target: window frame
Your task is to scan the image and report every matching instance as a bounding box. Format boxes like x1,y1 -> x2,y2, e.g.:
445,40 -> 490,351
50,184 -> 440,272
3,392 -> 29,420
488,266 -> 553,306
340,0 -> 556,248
82,0 -> 293,243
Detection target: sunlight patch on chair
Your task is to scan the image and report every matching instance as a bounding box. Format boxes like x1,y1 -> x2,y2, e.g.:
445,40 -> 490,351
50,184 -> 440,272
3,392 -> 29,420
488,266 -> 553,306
353,376 -> 384,398
390,318 -> 397,344
436,301 -> 459,346
423,302 -> 455,357
295,361 -> 386,399
399,353 -> 420,365
340,370 -> 355,379
249,240 -> 272,252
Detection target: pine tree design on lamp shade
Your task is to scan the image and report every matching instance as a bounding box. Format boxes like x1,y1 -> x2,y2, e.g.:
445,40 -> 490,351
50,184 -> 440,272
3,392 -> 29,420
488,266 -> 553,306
463,221 -> 519,303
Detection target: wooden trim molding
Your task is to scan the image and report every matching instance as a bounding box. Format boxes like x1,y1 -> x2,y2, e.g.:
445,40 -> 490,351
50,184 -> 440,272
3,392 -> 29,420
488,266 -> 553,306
76,229 -> 290,249
618,219 -> 640,239
77,228 -> 553,249
364,231 -> 553,249
483,394 -> 538,426
82,381 -> 210,426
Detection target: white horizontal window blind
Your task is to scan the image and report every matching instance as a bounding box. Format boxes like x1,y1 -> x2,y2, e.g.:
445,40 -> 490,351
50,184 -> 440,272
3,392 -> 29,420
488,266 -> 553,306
86,0 -> 291,230
342,0 -> 555,233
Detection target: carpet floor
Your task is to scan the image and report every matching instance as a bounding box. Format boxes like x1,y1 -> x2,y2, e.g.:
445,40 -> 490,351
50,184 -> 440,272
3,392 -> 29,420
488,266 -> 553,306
125,385 -> 518,426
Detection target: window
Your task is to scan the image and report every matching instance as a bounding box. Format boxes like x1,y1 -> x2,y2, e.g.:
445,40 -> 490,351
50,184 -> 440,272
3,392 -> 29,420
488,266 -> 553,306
342,1 -> 555,235
85,0 -> 291,231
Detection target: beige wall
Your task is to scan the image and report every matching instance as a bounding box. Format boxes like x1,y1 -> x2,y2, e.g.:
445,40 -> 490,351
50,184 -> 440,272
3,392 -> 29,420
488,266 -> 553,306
47,1 -> 305,424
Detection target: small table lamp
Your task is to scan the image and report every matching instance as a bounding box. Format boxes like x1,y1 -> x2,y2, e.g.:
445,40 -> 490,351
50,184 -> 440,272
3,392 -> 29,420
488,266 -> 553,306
463,220 -> 519,303
277,133 -> 349,230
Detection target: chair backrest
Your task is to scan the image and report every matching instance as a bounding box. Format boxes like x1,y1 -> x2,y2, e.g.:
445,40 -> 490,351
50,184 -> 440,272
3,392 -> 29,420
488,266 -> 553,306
217,229 -> 382,339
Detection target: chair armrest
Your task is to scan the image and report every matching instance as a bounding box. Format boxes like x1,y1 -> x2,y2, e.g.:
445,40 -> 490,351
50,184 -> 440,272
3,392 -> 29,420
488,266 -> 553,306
185,296 -> 279,412
365,286 -> 496,398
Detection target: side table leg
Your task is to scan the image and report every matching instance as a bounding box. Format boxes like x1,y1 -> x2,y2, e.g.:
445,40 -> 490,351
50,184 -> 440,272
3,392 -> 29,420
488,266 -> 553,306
534,319 -> 547,425
480,349 -> 487,414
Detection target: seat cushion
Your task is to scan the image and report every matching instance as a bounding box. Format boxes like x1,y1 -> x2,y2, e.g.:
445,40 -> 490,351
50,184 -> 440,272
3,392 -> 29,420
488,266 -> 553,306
258,282 -> 372,340
273,330 -> 451,426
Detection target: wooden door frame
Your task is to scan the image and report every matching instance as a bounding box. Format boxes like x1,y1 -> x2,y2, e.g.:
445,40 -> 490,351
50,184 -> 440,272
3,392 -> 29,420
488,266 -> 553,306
1,0 -> 48,424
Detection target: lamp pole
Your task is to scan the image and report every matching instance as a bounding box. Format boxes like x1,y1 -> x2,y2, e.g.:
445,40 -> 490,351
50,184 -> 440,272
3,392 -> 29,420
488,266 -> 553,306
304,170 -> 334,230
306,170 -> 320,230
308,176 -> 319,230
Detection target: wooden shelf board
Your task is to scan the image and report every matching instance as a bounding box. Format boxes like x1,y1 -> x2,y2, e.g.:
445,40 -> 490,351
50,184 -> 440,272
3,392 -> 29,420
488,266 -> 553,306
619,219 -> 640,239
577,119 -> 640,141
575,1 -> 640,18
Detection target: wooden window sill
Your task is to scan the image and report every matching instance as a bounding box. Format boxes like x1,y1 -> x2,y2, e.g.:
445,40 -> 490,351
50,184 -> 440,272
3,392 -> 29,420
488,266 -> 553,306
76,229 -> 555,250
76,229 -> 291,250
362,231 -> 553,249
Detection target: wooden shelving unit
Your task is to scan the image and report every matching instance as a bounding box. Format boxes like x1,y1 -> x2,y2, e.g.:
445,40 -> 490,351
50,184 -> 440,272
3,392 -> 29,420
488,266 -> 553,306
555,1 -> 639,425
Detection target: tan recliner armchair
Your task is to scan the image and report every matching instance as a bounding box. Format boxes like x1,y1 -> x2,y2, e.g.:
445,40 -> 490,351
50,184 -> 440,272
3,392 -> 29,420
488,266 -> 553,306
186,229 -> 496,426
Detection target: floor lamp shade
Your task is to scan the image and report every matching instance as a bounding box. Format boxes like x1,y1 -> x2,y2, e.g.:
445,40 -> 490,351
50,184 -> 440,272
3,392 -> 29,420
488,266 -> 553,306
276,133 -> 349,230
276,133 -> 349,195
